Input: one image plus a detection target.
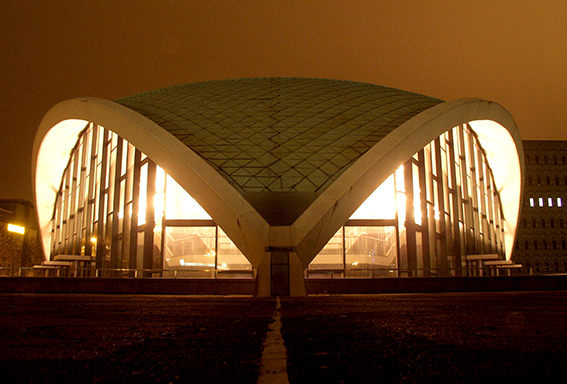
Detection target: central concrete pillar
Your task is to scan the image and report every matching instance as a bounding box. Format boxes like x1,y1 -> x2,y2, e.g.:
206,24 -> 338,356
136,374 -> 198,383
270,248 -> 291,297
254,226 -> 307,297
255,248 -> 307,297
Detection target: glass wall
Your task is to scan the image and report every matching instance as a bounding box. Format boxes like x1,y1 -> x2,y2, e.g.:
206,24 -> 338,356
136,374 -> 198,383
50,123 -> 252,277
308,124 -> 506,277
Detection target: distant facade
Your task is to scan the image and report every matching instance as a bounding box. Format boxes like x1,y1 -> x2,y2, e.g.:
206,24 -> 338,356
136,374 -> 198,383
33,78 -> 523,296
513,141 -> 567,274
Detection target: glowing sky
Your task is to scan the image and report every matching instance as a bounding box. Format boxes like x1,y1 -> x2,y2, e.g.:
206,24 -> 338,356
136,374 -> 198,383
1,1 -> 567,200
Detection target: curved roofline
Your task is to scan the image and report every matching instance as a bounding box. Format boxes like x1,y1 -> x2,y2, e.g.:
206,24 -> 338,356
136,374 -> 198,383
292,98 -> 523,263
32,97 -> 270,264
33,95 -> 522,266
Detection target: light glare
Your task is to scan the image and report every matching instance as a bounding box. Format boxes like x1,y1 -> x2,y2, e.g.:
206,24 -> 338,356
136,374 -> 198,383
7,224 -> 25,234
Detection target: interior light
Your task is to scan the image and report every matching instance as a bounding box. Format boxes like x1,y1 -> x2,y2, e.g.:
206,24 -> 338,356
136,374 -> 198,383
90,237 -> 97,243
529,198 -> 535,207
7,224 -> 25,234
433,207 -> 441,220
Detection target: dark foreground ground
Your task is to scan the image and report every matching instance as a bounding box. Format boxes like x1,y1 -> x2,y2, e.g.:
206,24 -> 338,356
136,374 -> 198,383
0,292 -> 566,383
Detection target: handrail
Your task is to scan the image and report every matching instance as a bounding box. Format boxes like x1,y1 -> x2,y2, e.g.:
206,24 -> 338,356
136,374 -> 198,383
304,264 -> 526,278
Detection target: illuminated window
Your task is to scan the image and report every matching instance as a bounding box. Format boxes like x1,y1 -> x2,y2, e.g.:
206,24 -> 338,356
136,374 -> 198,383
49,123 -> 251,276
558,198 -> 563,207
345,226 -> 397,269
549,198 -> 554,207
218,227 -> 252,271
165,174 -> 211,220
350,173 -> 396,220
529,198 -> 535,207
310,123 -> 506,277
539,198 -> 544,207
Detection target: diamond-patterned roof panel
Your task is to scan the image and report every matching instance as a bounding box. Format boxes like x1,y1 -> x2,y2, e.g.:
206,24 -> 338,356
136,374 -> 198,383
116,78 -> 442,194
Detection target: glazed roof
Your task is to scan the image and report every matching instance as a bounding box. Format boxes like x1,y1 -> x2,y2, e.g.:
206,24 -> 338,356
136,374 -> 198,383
116,78 -> 442,194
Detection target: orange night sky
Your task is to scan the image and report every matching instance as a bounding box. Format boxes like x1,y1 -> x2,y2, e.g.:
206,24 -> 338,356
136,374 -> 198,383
1,1 -> 567,200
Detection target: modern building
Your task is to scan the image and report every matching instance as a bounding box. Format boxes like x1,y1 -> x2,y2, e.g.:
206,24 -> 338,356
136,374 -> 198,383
512,141 -> 567,274
32,78 -> 523,296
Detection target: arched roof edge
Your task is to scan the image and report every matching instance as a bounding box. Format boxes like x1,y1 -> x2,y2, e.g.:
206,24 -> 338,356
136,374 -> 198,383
293,98 -> 523,263
32,97 -> 269,265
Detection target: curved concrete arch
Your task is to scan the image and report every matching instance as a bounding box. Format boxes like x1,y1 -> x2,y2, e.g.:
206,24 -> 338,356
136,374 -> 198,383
32,97 -> 270,265
292,98 -> 523,264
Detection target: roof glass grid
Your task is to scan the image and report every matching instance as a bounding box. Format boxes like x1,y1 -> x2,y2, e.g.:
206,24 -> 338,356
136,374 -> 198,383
116,78 -> 442,193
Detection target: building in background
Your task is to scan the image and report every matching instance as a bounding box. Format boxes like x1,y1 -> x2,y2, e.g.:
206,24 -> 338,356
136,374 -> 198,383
32,78 -> 523,296
513,141 -> 567,274
0,199 -> 41,275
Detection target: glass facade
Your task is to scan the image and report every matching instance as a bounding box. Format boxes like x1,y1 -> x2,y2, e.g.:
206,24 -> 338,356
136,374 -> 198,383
50,123 -> 252,277
50,122 -> 505,280
309,124 -> 506,277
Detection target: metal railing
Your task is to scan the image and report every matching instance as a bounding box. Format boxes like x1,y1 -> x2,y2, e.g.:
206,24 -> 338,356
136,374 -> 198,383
304,265 -> 529,278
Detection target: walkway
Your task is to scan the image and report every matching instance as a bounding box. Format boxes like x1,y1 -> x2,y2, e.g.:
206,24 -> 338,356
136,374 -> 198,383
1,292 -> 567,383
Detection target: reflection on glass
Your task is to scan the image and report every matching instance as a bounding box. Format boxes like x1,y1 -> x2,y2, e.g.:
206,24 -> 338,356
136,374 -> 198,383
163,226 -> 215,277
345,226 -> 397,270
309,229 -> 343,270
218,227 -> 252,272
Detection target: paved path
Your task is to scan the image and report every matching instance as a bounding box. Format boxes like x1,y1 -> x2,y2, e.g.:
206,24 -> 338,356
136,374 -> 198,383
0,292 -> 566,383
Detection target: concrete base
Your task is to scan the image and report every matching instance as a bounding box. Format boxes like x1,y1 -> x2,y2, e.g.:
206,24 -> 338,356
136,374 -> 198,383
305,275 -> 567,294
0,277 -> 255,295
2,275 -> 567,296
